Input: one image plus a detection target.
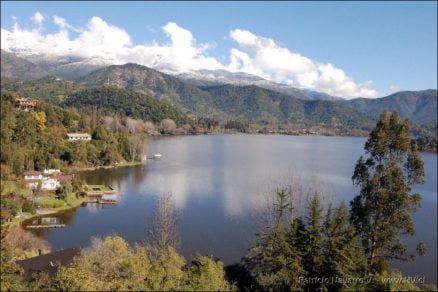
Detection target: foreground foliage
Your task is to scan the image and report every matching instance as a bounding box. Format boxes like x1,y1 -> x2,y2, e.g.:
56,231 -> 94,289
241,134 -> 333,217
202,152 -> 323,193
26,236 -> 231,291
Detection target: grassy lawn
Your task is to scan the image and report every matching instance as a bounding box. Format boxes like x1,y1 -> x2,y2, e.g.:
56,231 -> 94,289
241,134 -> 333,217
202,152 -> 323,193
1,180 -> 32,197
37,196 -> 65,208
65,192 -> 83,207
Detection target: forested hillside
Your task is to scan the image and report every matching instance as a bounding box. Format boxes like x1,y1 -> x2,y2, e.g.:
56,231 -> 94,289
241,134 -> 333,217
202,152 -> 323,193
343,90 -> 437,125
64,87 -> 194,126
78,63 -> 228,120
0,92 -> 150,177
1,76 -> 83,105
203,84 -> 375,127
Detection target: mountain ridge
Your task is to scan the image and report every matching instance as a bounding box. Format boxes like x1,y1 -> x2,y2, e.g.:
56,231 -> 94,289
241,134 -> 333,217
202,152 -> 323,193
343,90 -> 437,125
1,50 -> 49,80
1,51 -> 436,127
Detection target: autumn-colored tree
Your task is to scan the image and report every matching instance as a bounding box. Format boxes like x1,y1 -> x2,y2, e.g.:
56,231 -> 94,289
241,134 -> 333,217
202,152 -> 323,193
160,118 -> 177,134
3,226 -> 50,259
0,226 -> 25,292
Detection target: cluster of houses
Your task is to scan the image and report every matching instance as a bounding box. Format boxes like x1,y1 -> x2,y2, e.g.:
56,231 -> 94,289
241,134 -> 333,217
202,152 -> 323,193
24,169 -> 74,191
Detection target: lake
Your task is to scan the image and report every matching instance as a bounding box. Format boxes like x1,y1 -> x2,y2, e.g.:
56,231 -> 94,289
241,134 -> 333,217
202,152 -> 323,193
28,134 -> 437,284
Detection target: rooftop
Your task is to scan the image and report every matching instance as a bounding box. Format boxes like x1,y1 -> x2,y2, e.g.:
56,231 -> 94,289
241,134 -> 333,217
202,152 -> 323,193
24,171 -> 42,176
17,248 -> 80,281
66,133 -> 91,137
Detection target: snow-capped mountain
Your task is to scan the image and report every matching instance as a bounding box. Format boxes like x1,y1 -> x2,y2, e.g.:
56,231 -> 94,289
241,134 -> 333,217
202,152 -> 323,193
6,51 -> 342,100
175,69 -> 342,101
5,51 -> 113,80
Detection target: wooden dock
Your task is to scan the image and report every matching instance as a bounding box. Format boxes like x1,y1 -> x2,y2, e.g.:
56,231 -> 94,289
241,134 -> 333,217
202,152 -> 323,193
26,224 -> 66,229
99,200 -> 117,205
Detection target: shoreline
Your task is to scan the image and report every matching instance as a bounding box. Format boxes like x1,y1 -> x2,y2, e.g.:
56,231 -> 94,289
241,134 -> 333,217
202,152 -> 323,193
150,131 -> 437,153
25,198 -> 86,226
4,195 -> 86,228
67,161 -> 145,172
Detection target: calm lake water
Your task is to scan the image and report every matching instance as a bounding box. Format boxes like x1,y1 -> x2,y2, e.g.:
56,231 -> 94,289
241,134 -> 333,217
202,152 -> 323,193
28,135 -> 437,284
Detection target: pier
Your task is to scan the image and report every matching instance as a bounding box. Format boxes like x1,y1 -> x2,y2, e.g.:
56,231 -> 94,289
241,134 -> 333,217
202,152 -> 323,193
26,224 -> 66,229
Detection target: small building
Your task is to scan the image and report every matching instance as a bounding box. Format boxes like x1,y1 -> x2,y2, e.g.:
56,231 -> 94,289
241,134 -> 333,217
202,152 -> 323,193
41,178 -> 60,191
17,248 -> 80,281
43,169 -> 61,176
66,133 -> 91,141
24,171 -> 43,181
15,98 -> 39,111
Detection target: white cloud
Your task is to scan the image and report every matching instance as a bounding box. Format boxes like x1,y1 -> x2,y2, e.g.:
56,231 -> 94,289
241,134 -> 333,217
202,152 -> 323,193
228,29 -> 378,98
53,15 -> 80,32
1,13 -> 379,98
31,12 -> 45,25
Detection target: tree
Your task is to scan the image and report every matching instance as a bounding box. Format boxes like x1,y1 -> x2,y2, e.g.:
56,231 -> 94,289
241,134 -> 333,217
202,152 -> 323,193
0,226 -> 25,292
160,119 -> 177,135
320,203 -> 368,291
3,226 -> 50,258
146,192 -> 181,252
350,110 -> 425,273
185,256 -> 231,291
243,188 -> 304,291
55,236 -> 151,291
302,194 -> 324,290
145,246 -> 186,291
57,182 -> 73,200
144,121 -> 155,134
127,134 -> 147,162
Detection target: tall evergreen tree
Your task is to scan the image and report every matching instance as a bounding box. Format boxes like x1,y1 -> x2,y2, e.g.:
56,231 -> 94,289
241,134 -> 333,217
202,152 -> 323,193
243,188 -> 304,291
350,110 -> 425,273
321,203 -> 368,291
303,194 -> 323,273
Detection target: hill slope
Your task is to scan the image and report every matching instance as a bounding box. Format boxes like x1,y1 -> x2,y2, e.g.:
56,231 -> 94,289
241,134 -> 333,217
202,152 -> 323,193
64,86 -> 193,125
1,76 -> 83,104
202,84 -> 374,127
78,64 -> 374,127
1,50 -> 49,80
343,90 -> 437,125
78,63 -> 228,120
177,69 -> 340,101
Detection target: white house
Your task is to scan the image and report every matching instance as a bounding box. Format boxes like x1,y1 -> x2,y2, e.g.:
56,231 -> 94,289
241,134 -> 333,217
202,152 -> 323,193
24,171 -> 43,181
41,178 -> 60,191
67,133 -> 91,141
43,169 -> 61,175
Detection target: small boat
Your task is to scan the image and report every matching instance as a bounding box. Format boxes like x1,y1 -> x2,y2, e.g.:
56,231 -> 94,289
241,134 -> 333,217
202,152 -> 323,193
153,154 -> 162,159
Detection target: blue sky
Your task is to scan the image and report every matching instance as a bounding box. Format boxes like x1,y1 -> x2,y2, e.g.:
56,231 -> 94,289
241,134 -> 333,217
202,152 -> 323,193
1,1 -> 437,98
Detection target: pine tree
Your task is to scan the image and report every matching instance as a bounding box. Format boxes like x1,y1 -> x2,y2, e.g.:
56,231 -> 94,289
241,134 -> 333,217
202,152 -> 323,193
350,110 -> 425,273
301,194 -> 324,291
243,188 -> 304,291
321,203 -> 368,291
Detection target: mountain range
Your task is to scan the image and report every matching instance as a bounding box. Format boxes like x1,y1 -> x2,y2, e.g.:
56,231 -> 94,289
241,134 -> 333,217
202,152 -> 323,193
1,50 -> 49,80
1,50 -> 436,127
